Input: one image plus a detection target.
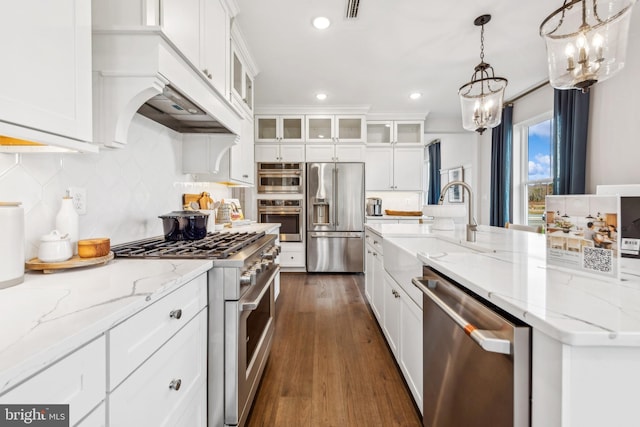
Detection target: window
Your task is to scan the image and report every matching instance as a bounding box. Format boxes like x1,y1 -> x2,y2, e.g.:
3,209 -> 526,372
514,114 -> 553,227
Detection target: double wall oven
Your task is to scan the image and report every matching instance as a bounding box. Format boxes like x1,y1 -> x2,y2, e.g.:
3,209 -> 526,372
112,232 -> 280,427
257,163 -> 303,194
257,199 -> 303,242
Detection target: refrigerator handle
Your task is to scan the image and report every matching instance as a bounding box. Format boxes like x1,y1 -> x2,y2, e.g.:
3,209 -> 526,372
334,166 -> 339,227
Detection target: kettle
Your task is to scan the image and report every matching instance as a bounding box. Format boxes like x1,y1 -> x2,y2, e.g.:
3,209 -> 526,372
366,198 -> 383,216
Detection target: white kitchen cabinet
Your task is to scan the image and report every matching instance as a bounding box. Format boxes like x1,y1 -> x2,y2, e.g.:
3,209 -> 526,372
183,133 -> 254,185
366,121 -> 424,144
364,229 -> 383,303
255,144 -> 305,162
369,235 -> 385,323
109,310 -> 207,427
231,38 -> 254,115
365,146 -> 423,191
228,113 -> 255,184
161,0 -> 200,65
255,115 -> 305,142
0,0 -> 93,149
382,272 -> 401,358
305,144 -> 365,162
0,336 -> 106,426
306,115 -> 366,143
398,284 -> 423,412
279,242 -> 305,268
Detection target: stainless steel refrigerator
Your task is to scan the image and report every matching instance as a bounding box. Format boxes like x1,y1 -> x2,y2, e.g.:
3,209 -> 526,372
306,162 -> 364,272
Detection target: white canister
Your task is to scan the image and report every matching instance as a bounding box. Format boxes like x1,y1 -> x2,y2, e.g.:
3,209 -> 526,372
0,202 -> 25,289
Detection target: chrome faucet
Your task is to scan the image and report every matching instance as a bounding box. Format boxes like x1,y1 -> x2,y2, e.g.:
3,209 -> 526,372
438,181 -> 477,242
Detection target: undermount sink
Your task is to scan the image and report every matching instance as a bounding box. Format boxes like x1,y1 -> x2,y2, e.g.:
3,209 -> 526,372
422,205 -> 466,230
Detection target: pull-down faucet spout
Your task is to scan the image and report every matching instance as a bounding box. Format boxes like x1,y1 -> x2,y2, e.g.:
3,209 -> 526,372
438,181 -> 477,242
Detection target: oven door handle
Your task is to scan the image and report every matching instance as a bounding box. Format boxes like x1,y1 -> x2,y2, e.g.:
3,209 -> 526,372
412,277 -> 512,355
241,266 -> 280,311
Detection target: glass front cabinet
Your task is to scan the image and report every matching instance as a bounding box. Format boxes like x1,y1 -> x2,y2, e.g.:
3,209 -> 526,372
255,115 -> 305,142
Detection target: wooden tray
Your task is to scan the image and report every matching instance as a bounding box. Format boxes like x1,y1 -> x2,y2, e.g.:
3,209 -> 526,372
384,210 -> 423,216
26,252 -> 114,274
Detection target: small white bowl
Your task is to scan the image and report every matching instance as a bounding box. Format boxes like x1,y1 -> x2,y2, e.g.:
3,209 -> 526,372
38,230 -> 73,262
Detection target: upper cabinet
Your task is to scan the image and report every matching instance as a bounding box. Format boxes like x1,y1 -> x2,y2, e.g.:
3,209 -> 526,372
230,26 -> 257,116
306,115 -> 366,143
367,120 -> 424,145
0,0 -> 96,152
255,116 -> 305,143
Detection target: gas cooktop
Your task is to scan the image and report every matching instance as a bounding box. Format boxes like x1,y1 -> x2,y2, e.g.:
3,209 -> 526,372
111,231 -> 267,259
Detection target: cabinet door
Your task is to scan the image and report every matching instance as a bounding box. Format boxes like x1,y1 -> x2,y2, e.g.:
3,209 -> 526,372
335,144 -> 365,162
365,245 -> 374,302
371,250 -> 384,322
0,0 -> 91,142
161,0 -> 201,66
255,144 -> 280,162
201,0 -> 229,95
305,144 -> 335,162
365,147 -> 394,191
255,116 -> 279,142
231,47 -> 244,102
394,121 -> 424,144
306,115 -> 334,142
367,121 -> 393,144
393,147 -> 424,191
382,273 -> 400,358
335,115 -> 366,142
399,294 -> 423,412
279,144 -> 306,162
280,116 -> 305,142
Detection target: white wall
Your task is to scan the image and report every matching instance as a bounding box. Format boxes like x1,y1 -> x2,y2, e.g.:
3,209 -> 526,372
0,115 -> 231,259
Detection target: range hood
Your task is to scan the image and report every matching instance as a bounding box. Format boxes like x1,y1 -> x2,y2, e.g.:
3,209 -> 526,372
92,28 -> 242,148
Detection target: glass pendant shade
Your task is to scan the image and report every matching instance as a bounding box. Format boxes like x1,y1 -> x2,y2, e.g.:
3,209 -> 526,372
458,15 -> 508,134
540,0 -> 636,92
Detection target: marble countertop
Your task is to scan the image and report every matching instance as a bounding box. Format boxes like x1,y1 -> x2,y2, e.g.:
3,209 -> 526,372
368,223 -> 640,347
0,222 -> 281,394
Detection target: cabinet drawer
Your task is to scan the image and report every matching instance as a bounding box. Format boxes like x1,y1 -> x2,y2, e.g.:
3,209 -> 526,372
0,336 -> 105,426
279,250 -> 305,267
109,310 -> 207,427
109,274 -> 207,389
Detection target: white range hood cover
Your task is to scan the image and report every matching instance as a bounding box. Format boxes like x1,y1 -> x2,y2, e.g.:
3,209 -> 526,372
92,28 -> 242,149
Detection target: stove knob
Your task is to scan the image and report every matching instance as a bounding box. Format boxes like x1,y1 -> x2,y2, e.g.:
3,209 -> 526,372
240,272 -> 253,286
261,259 -> 272,269
252,262 -> 263,273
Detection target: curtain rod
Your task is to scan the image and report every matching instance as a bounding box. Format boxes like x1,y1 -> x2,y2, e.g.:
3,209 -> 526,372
505,80 -> 549,105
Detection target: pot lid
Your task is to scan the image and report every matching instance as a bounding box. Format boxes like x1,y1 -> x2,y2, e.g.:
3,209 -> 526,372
41,230 -> 70,242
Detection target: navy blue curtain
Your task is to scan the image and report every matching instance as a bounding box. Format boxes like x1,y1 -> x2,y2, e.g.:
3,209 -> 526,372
552,89 -> 590,195
490,105 -> 514,227
427,141 -> 441,204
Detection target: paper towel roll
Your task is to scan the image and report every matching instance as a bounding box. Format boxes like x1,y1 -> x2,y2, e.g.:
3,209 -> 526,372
0,202 -> 25,289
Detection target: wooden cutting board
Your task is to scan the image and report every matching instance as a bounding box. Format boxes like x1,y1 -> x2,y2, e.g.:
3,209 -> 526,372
384,210 -> 423,216
26,252 -> 114,274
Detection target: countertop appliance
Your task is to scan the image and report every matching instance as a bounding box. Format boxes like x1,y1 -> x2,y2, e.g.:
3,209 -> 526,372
257,162 -> 304,194
413,266 -> 531,427
258,199 -> 303,242
366,197 -> 383,216
112,231 -> 280,427
306,162 -> 364,272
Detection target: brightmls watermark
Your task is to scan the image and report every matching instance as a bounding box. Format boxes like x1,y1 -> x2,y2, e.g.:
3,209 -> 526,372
0,405 -> 69,426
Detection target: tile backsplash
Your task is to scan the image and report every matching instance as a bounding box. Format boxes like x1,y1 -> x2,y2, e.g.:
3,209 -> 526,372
365,191 -> 423,212
0,115 -> 231,259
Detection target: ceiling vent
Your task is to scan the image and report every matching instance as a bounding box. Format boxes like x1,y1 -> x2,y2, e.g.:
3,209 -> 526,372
346,0 -> 360,19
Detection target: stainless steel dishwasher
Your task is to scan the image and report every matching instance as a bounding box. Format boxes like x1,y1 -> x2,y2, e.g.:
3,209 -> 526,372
412,266 -> 531,427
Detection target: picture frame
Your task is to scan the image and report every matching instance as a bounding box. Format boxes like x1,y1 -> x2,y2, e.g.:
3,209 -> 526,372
447,167 -> 464,203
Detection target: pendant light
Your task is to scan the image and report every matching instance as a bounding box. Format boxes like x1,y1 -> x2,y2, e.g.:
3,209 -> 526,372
540,0 -> 636,92
459,15 -> 508,135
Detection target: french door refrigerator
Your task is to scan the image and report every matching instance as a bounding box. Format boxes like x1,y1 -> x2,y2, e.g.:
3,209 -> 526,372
306,162 -> 364,272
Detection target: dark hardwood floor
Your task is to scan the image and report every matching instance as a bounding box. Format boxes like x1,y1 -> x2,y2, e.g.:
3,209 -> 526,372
246,272 -> 422,426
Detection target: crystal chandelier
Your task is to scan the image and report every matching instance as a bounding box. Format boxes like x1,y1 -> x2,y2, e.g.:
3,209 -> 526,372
459,15 -> 508,135
540,0 -> 637,92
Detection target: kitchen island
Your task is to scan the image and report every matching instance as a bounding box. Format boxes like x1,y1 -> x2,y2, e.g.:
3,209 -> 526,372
367,222 -> 640,427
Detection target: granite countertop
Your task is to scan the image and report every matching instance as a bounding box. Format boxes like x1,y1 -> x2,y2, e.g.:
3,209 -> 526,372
369,223 -> 640,347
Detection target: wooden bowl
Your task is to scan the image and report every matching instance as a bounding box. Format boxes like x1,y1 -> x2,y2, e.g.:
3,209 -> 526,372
78,238 -> 110,258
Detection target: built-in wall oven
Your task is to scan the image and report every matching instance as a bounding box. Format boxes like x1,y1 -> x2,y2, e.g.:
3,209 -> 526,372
258,199 -> 303,242
257,163 -> 304,194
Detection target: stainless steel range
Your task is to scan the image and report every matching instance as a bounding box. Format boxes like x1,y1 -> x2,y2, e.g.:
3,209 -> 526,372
112,230 -> 280,427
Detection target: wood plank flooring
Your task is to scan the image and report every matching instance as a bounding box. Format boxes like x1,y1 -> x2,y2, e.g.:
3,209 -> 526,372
246,273 -> 422,427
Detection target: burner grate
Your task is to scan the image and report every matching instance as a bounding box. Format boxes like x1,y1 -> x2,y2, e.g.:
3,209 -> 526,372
112,231 -> 266,259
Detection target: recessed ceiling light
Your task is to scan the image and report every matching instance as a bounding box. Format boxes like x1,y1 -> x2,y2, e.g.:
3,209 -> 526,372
312,17 -> 331,30
409,92 -> 422,100
316,93 -> 327,100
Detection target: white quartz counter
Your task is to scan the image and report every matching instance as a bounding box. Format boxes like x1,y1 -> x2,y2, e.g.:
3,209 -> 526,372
368,223 -> 640,347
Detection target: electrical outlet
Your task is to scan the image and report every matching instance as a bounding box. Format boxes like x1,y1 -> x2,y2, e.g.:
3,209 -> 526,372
68,187 -> 87,215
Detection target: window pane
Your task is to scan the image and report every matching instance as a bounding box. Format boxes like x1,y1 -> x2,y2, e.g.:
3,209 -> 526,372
526,119 -> 552,226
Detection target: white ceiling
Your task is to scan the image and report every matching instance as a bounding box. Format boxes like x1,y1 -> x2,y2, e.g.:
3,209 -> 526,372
234,0 -> 557,122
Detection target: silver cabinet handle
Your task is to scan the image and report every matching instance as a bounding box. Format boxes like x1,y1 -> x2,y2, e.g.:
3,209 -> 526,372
392,289 -> 400,298
412,278 -> 512,355
169,379 -> 182,390
242,174 -> 249,178
372,252 -> 377,257
169,309 -> 182,320
367,250 -> 372,254
201,68 -> 212,79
